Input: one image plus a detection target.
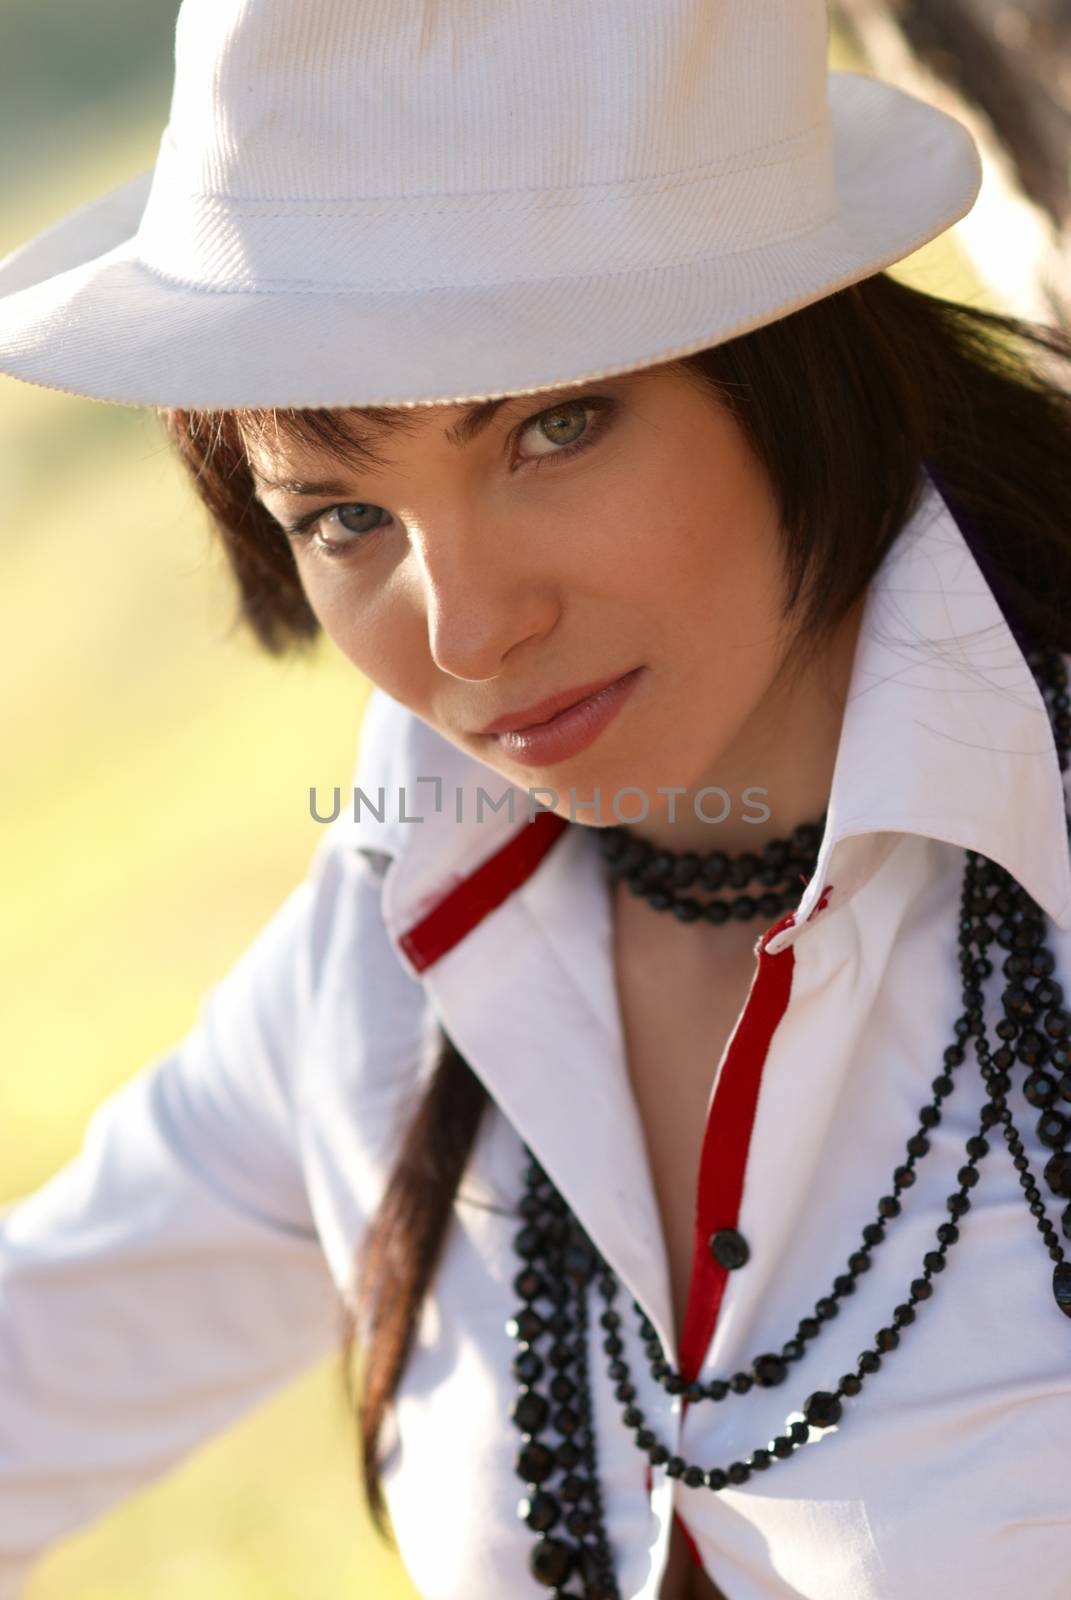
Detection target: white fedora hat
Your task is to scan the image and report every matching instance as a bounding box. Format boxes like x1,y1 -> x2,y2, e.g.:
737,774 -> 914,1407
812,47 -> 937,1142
0,0 -> 982,412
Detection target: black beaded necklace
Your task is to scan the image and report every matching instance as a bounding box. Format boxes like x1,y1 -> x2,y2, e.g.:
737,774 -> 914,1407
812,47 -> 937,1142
507,641 -> 1071,1600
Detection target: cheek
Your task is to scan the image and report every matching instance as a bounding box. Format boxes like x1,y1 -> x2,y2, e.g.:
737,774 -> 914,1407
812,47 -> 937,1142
601,430 -> 783,648
298,566 -> 424,692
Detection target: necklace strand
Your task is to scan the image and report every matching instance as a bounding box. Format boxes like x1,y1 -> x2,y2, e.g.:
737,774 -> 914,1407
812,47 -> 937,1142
508,643 -> 1071,1599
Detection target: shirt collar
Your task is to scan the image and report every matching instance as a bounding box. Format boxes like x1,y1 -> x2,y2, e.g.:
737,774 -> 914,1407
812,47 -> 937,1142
329,470 -> 1071,974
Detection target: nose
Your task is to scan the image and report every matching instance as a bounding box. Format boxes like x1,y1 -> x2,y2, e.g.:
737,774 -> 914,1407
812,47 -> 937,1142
416,512 -> 559,681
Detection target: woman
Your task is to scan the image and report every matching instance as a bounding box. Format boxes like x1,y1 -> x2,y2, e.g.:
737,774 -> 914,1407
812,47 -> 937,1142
1,2 -> 1069,1597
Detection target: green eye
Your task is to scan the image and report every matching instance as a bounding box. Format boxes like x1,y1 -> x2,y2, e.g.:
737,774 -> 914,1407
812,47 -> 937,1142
537,406 -> 588,448
518,397 -> 614,466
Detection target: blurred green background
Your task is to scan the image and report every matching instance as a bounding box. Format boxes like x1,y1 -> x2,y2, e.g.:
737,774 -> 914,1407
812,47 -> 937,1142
0,5 -> 995,1596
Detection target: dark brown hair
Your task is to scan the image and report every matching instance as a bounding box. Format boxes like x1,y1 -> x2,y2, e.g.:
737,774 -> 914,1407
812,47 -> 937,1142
159,270 -> 1071,1533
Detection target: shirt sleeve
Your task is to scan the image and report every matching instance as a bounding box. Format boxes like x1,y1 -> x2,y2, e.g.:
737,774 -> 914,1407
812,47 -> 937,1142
0,834 -> 355,1597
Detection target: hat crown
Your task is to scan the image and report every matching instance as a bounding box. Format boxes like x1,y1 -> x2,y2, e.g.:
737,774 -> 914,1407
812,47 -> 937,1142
164,0 -> 831,202
0,0 -> 982,408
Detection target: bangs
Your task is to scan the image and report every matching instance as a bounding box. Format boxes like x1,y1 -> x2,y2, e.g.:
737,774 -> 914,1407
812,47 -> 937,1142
229,405 -> 421,478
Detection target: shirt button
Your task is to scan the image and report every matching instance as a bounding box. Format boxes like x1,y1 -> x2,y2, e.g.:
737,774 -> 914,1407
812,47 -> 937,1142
709,1228 -> 750,1270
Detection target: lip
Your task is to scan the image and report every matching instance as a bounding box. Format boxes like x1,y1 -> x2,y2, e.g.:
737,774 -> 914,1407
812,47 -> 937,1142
478,671 -> 638,735
484,667 -> 644,768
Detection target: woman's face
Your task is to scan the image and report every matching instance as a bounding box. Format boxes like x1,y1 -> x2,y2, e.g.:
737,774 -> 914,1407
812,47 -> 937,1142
249,360 -> 802,836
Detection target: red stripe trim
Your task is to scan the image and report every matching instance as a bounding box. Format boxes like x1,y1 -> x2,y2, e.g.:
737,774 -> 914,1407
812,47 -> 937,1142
398,808 -> 568,972
678,909 -> 797,1383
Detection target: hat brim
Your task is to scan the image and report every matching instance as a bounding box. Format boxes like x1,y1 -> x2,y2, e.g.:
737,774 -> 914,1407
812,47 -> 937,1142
0,72 -> 981,410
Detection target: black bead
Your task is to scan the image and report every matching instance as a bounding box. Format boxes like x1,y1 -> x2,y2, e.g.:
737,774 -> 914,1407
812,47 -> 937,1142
700,853 -> 729,890
520,1491 -> 561,1532
1046,1008 -> 1071,1040
750,1448 -> 771,1471
507,1307 -> 546,1343
709,1227 -> 750,1270
1038,1109 -> 1070,1148
706,1468 -> 729,1491
1053,1261 -> 1071,1318
564,1507 -> 593,1538
803,1390 -> 843,1429
671,853 -> 701,888
513,1224 -> 547,1260
517,1442 -> 556,1485
752,1354 -> 788,1387
1044,1152 -> 1071,1197
727,1461 -> 751,1485
513,1349 -> 545,1385
839,1373 -> 863,1397
563,1240 -> 597,1283
683,1466 -> 705,1488
512,1391 -> 550,1435
529,1536 -> 575,1588
514,1268 -> 546,1301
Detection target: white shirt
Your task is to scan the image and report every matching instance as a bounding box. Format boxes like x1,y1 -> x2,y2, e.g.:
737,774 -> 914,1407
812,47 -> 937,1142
2,473 -> 1071,1599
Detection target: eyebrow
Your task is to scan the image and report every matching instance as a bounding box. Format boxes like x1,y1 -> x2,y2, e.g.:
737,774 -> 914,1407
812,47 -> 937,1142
252,387 -> 586,498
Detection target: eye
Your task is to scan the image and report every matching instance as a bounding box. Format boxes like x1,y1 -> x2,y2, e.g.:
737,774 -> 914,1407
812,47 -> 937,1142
515,397 -> 613,470
280,500 -> 389,561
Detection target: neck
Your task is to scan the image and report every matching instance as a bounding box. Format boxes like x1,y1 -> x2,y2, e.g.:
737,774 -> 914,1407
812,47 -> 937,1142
617,594 -> 865,857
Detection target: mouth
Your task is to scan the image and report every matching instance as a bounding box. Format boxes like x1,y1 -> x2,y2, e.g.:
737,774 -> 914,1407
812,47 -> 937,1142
478,667 -> 646,769
476,669 -> 640,736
